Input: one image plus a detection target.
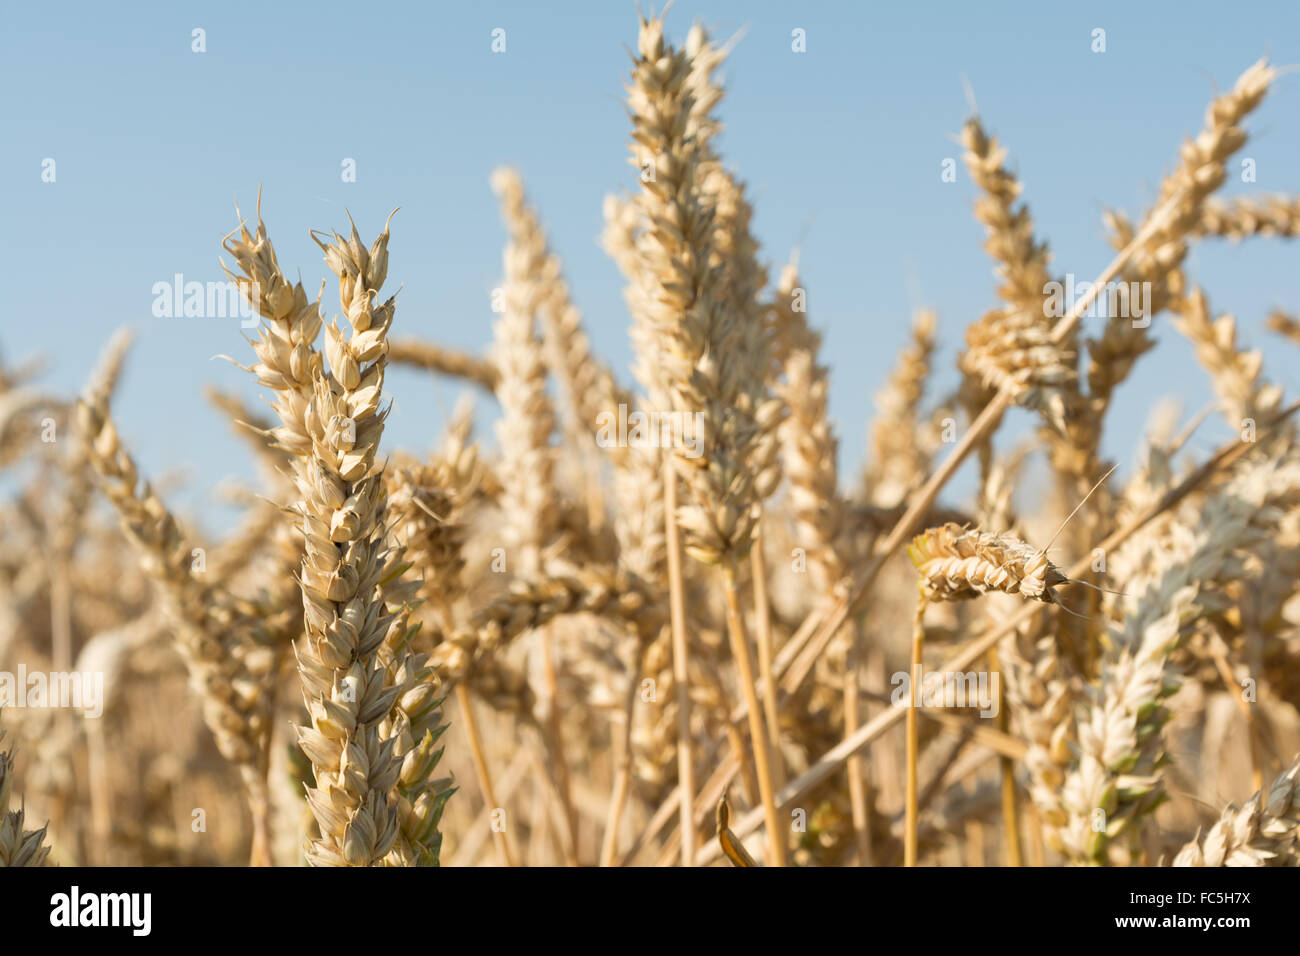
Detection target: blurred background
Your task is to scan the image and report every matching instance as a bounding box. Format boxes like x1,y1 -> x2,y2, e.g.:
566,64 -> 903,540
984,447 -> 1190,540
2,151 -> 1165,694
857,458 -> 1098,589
4,0 -> 1299,529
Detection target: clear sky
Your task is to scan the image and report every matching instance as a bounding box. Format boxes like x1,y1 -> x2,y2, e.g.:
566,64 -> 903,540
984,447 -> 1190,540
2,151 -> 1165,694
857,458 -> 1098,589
5,0 -> 1299,534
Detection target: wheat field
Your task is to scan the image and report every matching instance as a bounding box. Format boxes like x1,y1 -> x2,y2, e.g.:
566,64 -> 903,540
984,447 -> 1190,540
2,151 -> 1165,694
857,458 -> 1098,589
4,9 -> 1300,869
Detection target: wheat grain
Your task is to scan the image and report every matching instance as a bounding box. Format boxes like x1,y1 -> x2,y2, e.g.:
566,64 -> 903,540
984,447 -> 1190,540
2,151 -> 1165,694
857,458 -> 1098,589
1173,758 -> 1300,866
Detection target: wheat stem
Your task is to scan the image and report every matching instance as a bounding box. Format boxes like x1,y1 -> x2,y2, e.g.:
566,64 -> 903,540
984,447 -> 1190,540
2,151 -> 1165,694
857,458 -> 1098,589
599,654 -> 642,867
750,516 -> 782,788
905,596 -> 925,866
987,643 -> 1022,866
843,618 -> 873,865
663,456 -> 694,866
721,559 -> 784,866
456,683 -> 516,867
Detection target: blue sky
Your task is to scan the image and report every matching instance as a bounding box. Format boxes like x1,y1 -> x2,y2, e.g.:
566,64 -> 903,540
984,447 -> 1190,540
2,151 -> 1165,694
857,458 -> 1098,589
4,1 -> 1299,534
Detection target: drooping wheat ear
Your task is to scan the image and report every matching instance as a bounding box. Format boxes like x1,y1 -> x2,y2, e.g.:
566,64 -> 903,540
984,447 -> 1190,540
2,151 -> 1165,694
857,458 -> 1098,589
959,115 -> 1073,433
489,168 -> 557,573
906,520 -> 1070,863
1054,454 -> 1300,864
0,725 -> 50,867
908,523 -> 1070,604
1090,59 -> 1275,408
1195,195 -> 1300,240
75,396 -> 277,858
863,308 -> 937,509
1170,287 -> 1285,427
626,11 -> 780,565
1173,758 -> 1300,866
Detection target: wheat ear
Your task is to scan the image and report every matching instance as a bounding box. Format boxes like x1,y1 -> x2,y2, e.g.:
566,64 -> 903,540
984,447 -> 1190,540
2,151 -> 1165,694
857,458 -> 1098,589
230,205 -> 451,865
863,308 -> 938,508
1195,195 -> 1300,240
1173,758 -> 1300,866
1090,59 -> 1275,409
75,395 -> 277,863
1170,286 -> 1285,428
0,724 -> 50,867
387,337 -> 499,391
1056,454 -> 1300,863
628,10 -> 785,864
960,115 -> 1073,432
